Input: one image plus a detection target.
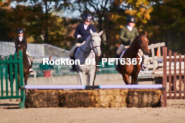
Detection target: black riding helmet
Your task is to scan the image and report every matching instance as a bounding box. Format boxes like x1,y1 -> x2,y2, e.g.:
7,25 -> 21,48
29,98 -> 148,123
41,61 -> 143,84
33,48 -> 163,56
83,13 -> 92,22
17,28 -> 24,34
126,16 -> 136,23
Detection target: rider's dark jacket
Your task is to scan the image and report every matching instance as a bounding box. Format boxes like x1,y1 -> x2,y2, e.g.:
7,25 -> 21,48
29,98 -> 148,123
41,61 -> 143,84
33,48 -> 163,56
74,23 -> 96,43
14,37 -> 27,52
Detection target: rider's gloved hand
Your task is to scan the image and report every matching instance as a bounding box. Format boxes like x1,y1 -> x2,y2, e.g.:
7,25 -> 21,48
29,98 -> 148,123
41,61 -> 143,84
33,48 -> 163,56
77,35 -> 81,38
125,45 -> 130,48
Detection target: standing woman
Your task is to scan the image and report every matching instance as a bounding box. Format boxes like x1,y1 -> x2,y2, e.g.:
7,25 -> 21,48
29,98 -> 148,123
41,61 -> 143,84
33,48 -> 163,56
70,13 -> 100,71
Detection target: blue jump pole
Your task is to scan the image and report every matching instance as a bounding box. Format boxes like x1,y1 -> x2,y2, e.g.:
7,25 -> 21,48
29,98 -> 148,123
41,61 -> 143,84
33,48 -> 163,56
24,84 -> 164,90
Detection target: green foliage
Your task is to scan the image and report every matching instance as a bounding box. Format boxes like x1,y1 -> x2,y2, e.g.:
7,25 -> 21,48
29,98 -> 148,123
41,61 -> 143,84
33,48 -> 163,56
0,0 -> 71,49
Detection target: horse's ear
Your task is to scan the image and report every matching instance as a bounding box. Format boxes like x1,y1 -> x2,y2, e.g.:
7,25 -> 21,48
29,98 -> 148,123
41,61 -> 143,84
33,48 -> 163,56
90,29 -> 94,35
98,30 -> 103,36
145,31 -> 148,37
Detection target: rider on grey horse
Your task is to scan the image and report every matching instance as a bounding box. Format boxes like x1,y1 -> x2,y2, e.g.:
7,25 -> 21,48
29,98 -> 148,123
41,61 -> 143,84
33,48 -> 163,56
14,28 -> 34,74
70,13 -> 100,71
116,16 -> 146,71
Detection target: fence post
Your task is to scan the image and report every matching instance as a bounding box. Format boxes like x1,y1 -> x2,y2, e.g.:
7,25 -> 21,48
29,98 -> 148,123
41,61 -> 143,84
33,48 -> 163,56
18,51 -> 25,108
162,47 -> 167,107
0,65 -> 3,97
169,50 -> 172,99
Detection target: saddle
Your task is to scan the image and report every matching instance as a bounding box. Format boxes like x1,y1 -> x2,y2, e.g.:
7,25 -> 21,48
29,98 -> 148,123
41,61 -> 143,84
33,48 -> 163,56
120,48 -> 142,59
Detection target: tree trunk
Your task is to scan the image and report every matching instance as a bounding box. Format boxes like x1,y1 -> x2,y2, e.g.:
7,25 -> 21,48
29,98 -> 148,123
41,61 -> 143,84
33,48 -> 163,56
44,1 -> 49,43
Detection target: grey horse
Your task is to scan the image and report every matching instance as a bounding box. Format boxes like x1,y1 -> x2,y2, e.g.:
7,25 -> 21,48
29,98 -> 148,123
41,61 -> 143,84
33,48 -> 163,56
75,29 -> 103,85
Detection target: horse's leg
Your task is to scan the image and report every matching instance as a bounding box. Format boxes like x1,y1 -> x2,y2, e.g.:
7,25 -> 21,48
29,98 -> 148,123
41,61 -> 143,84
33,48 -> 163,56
122,74 -> 130,84
92,69 -> 96,86
23,72 -> 29,94
131,74 -> 138,84
78,71 -> 85,85
87,74 -> 90,86
24,73 -> 29,85
89,69 -> 96,86
131,69 -> 140,84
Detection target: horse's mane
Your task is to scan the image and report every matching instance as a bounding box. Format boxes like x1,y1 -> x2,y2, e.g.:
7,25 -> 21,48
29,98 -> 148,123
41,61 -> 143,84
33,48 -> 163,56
130,31 -> 147,47
130,35 -> 139,47
86,35 -> 92,42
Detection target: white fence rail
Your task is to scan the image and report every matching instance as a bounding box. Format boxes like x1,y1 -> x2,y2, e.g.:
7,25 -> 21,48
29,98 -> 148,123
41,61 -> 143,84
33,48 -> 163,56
0,41 -> 70,59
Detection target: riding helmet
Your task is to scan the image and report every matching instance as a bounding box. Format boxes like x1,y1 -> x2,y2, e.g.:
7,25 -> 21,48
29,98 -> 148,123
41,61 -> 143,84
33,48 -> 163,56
17,28 -> 24,34
126,16 -> 136,23
83,13 -> 92,22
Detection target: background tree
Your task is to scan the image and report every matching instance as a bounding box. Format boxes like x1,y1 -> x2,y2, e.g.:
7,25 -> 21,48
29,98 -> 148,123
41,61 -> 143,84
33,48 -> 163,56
0,0 -> 12,40
1,0 -> 185,56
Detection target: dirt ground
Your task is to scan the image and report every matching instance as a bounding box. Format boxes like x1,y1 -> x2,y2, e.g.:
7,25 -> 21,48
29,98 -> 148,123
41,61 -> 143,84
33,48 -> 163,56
0,99 -> 185,123
1,80 -> 185,123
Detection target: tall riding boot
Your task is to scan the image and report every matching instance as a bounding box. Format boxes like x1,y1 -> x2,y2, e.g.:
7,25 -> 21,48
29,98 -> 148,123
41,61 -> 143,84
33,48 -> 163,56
70,57 -> 76,72
95,56 -> 100,71
115,54 -> 120,71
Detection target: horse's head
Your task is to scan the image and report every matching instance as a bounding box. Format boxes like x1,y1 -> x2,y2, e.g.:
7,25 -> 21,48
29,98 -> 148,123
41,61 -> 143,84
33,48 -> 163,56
90,29 -> 103,57
139,31 -> 150,55
16,43 -> 26,55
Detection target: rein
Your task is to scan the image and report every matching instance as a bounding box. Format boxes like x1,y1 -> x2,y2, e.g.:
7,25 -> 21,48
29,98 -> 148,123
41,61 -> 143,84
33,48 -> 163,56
80,38 -> 100,54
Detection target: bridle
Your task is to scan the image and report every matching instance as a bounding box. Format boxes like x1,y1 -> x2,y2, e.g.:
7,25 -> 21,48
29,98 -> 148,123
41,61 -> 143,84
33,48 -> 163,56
138,35 -> 149,53
80,37 -> 101,54
90,39 -> 101,50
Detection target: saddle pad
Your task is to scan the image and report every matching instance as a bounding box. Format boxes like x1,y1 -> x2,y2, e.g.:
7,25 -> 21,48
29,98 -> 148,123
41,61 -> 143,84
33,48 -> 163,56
120,49 -> 142,59
75,48 -> 95,58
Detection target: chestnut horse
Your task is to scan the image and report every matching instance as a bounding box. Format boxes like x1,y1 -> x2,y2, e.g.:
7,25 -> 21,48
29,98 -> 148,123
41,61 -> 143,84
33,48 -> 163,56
116,31 -> 150,84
